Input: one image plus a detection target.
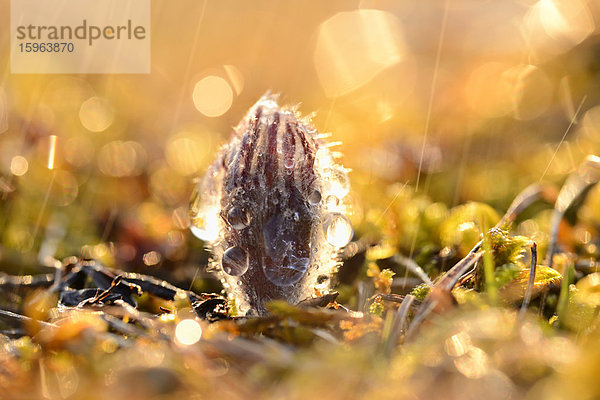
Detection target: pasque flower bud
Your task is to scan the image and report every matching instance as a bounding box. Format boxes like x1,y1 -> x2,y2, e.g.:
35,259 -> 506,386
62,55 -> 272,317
190,95 -> 352,315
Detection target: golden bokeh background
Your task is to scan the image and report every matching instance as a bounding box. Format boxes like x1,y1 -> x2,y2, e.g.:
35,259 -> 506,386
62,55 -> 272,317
1,0 -> 600,276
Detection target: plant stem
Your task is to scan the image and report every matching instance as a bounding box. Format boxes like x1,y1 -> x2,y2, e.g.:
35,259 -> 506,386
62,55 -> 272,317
482,233 -> 497,306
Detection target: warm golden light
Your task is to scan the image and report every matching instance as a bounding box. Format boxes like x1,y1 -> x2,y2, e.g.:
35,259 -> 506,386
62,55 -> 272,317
172,206 -> 191,229
538,0 -> 594,45
53,170 -> 79,206
47,135 -> 57,170
79,97 -> 115,132
192,76 -> 233,117
175,319 -> 202,346
445,332 -> 472,358
508,64 -> 552,120
223,65 -> 244,96
0,87 -> 7,134
464,62 -> 552,121
64,137 -> 94,168
314,9 -> 406,97
583,105 -> 600,141
149,165 -> 187,204
465,62 -> 513,118
143,251 -> 162,266
10,155 -> 28,176
453,347 -> 489,379
1,1 -> 600,398
165,132 -> 211,176
524,0 -> 595,58
98,140 -> 146,177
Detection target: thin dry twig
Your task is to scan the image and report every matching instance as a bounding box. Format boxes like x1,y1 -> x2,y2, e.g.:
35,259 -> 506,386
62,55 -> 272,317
0,309 -> 57,329
519,242 -> 538,318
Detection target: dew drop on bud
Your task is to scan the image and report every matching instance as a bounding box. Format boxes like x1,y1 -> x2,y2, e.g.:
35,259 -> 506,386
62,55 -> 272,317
323,213 -> 353,248
308,190 -> 322,205
323,166 -> 350,198
190,212 -> 220,242
222,246 -> 249,276
326,195 -> 339,208
189,182 -> 221,242
284,158 -> 295,169
227,207 -> 250,230
262,255 -> 309,286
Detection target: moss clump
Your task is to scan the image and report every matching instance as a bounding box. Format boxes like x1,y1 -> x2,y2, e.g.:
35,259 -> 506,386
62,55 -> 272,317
487,227 -> 531,267
369,297 -> 384,316
409,283 -> 431,301
494,263 -> 521,289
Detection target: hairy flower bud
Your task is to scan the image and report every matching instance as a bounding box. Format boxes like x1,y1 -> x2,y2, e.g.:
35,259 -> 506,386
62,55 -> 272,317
190,95 -> 352,315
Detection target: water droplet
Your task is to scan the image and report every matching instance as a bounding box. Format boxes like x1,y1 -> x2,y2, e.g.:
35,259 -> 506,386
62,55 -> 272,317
326,195 -> 339,208
293,212 -> 299,221
308,190 -> 322,205
262,255 -> 309,286
190,212 -> 220,242
227,207 -> 250,230
323,166 -> 350,198
323,213 -> 353,247
222,246 -> 249,276
189,185 -> 221,242
284,158 -> 295,169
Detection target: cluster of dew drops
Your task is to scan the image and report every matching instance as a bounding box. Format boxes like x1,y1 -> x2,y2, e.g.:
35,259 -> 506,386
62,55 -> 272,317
188,98 -> 354,304
315,165 -> 354,248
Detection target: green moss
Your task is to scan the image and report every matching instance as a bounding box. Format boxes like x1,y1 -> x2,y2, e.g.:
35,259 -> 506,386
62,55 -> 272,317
369,298 -> 384,317
487,227 -> 531,267
380,268 -> 395,281
409,284 -> 431,301
536,266 -> 563,285
494,264 -> 521,288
